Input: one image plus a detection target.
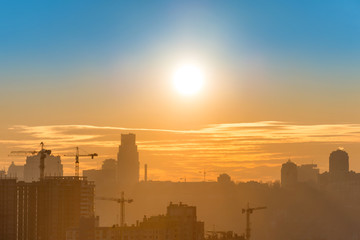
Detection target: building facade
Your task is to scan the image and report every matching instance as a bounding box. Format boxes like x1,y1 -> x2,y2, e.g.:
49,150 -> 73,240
7,161 -> 24,180
24,152 -> 63,182
281,160 -> 298,187
15,176 -> 95,240
297,164 -> 319,185
0,178 -> 17,240
117,134 -> 139,188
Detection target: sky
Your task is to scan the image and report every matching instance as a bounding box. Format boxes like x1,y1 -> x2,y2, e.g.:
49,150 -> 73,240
1,0 -> 360,181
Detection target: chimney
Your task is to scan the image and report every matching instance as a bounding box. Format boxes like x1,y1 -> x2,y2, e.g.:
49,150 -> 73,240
144,164 -> 148,182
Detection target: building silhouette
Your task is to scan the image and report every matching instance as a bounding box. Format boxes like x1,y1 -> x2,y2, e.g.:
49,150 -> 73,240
7,161 -> 24,180
0,178 -> 17,240
281,160 -> 298,187
84,159 -> 117,188
217,173 -> 233,184
24,152 -> 63,182
84,159 -> 118,226
66,202 -> 204,240
117,134 -> 139,188
329,149 -> 349,174
38,177 -> 94,240
17,181 -> 38,240
0,176 -> 95,240
297,164 -> 319,185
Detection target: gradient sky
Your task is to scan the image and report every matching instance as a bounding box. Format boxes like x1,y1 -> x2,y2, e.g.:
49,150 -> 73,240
1,1 -> 360,181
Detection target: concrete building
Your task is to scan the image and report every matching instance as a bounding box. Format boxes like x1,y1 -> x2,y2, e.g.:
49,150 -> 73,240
17,176 -> 95,240
0,178 -> 17,240
67,202 -> 204,240
217,173 -> 233,184
84,159 -> 118,226
7,161 -> 24,180
24,152 -> 63,182
281,160 -> 298,187
117,134 -> 139,188
329,149 -> 349,174
17,181 -> 38,240
297,164 -> 319,185
83,159 -> 117,188
329,149 -> 349,183
281,160 -> 320,187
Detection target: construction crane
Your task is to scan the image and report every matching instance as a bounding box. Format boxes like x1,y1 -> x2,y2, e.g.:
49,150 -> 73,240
242,203 -> 266,240
199,169 -> 206,182
9,142 -> 51,180
64,147 -> 98,177
96,191 -> 133,227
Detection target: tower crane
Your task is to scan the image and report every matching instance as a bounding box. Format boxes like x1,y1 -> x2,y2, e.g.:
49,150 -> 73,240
9,142 -> 51,180
96,191 -> 133,227
64,147 -> 98,177
242,203 -> 266,240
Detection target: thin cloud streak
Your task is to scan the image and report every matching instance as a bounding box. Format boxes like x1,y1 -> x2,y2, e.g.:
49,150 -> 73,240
2,122 -> 360,181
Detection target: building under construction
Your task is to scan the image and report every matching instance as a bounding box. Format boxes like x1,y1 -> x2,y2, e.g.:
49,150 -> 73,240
0,176 -> 95,240
0,177 -> 17,240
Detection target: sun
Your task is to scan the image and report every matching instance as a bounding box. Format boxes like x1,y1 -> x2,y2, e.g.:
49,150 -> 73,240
172,63 -> 205,95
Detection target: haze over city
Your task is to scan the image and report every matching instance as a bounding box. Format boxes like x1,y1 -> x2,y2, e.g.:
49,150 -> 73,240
1,1 -> 360,182
2,1 -> 360,240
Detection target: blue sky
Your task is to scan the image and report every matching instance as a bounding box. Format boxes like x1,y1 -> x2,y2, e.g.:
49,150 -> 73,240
1,0 -> 360,180
2,0 -> 360,75
1,0 -> 360,127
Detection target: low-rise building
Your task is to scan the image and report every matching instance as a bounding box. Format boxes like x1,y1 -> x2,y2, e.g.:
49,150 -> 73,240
67,202 -> 204,240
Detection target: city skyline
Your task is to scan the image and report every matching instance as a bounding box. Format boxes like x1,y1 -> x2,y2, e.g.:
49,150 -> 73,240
1,1 -> 360,181
2,1 -> 360,240
2,122 -> 360,182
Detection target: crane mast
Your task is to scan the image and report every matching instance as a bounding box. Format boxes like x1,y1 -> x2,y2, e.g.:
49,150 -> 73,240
9,142 -> 51,180
75,147 -> 80,177
242,203 -> 266,240
96,191 -> 133,227
39,142 -> 51,180
64,147 -> 98,177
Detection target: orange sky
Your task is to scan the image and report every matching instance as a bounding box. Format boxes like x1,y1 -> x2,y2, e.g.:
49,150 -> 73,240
2,1 -> 360,182
1,122 -> 360,182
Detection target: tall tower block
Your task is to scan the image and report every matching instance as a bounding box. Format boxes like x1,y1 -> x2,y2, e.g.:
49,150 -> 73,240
117,134 -> 140,187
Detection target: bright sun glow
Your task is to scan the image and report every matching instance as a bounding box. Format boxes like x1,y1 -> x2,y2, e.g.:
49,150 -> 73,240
173,64 -> 205,95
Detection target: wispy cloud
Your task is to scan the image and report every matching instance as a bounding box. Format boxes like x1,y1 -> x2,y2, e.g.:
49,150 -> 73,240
2,122 -> 360,181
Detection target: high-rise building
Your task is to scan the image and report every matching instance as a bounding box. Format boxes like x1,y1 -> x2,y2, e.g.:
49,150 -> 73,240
0,178 -> 17,240
83,159 -> 117,186
17,181 -> 38,240
7,161 -> 24,180
329,149 -> 349,174
17,176 -> 95,240
117,134 -> 139,188
84,159 -> 118,226
297,164 -> 319,185
281,160 -> 298,187
24,152 -> 63,182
